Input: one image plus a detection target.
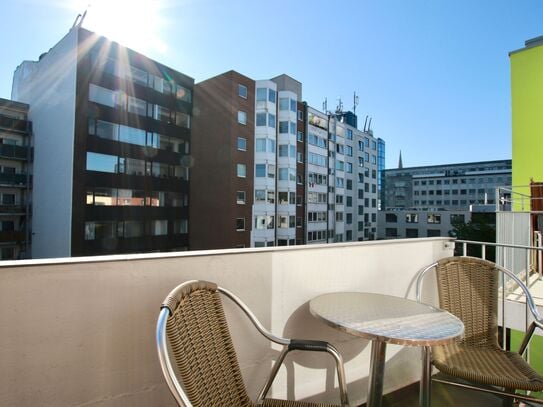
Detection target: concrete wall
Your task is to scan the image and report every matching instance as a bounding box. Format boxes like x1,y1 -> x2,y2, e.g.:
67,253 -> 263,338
0,238 -> 453,406
12,28 -> 78,258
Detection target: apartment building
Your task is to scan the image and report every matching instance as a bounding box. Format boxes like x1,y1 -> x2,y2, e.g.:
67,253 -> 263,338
12,26 -> 193,258
379,159 -> 511,240
191,71 -> 383,249
384,159 -> 512,210
378,209 -> 471,239
0,98 -> 31,259
190,71 -> 254,249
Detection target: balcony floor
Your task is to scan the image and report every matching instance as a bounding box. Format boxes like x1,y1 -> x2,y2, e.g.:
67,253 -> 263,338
364,380 -> 543,406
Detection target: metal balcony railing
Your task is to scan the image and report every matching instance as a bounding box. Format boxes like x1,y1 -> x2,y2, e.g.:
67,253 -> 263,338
0,203 -> 26,214
0,173 -> 28,186
0,144 -> 29,160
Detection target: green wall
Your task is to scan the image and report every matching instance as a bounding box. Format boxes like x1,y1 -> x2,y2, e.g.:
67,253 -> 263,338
511,43 -> 543,206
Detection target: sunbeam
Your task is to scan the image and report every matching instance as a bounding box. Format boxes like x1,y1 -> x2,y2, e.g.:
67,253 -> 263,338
67,0 -> 169,55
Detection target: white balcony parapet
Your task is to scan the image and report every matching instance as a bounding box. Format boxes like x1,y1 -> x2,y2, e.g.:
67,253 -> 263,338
0,238 -> 454,407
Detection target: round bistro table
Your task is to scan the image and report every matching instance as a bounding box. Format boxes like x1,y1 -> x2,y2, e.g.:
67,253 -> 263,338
309,292 -> 464,407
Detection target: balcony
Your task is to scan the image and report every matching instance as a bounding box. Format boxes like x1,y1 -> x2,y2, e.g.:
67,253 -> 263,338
0,115 -> 28,133
0,238 -> 538,406
0,230 -> 25,242
0,172 -> 29,187
0,203 -> 26,215
0,144 -> 29,160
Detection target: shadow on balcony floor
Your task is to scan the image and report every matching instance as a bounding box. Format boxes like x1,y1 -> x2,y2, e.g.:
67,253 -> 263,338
360,381 -> 543,406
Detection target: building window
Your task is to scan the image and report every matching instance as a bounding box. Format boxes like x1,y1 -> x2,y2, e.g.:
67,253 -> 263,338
297,131 -> 304,142
255,215 -> 274,229
427,229 -> 441,237
427,214 -> 441,224
151,220 -> 168,236
406,213 -> 419,223
256,113 -> 267,126
237,111 -> 247,125
255,164 -> 265,177
290,122 -> 296,135
298,110 -> 304,121
255,189 -> 265,202
290,99 -> 296,112
279,121 -> 289,133
236,218 -> 245,231
406,228 -> 418,238
237,163 -> 246,178
256,88 -> 267,101
236,191 -> 246,204
237,137 -> 247,151
268,113 -> 276,128
386,213 -> 397,223
86,152 -> 119,173
268,89 -> 276,103
238,84 -> 248,98
279,98 -> 289,111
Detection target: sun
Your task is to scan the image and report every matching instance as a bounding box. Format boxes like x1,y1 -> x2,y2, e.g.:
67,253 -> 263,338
69,0 -> 168,55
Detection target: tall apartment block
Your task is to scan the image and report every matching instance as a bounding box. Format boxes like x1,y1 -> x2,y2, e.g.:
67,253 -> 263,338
0,98 -> 32,259
12,26 -> 193,258
191,71 -> 383,249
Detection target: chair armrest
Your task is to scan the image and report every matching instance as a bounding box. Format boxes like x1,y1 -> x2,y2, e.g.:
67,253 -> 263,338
218,286 -> 349,406
289,339 -> 329,352
496,264 -> 543,328
218,286 -> 290,346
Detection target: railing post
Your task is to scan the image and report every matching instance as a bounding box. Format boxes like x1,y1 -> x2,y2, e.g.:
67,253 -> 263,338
463,242 -> 467,257
482,245 -> 486,260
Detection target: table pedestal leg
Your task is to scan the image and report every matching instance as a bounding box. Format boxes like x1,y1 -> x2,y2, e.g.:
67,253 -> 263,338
420,346 -> 432,407
367,340 -> 386,407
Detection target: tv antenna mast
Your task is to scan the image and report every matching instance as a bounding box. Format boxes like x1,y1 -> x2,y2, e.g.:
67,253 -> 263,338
336,97 -> 343,114
353,91 -> 359,114
72,6 -> 89,28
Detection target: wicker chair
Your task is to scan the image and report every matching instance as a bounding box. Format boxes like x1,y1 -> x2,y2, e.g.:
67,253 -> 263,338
156,280 -> 349,407
415,256 -> 543,404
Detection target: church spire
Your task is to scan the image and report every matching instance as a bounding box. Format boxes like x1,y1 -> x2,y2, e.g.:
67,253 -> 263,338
398,150 -> 403,169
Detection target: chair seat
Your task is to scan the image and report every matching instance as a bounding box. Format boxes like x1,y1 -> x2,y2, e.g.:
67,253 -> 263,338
433,343 -> 543,392
261,399 -> 339,407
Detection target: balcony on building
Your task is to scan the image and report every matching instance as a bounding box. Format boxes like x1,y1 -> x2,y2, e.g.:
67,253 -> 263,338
0,172 -> 30,187
0,143 -> 30,161
1,237 -> 540,406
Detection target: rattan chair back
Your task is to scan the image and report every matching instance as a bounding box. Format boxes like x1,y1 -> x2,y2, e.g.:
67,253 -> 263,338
162,280 -> 252,407
435,256 -> 499,349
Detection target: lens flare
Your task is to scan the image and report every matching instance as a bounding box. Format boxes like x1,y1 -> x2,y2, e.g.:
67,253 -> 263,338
68,0 -> 169,54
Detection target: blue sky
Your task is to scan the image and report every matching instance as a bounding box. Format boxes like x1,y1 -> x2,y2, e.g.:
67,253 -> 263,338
1,0 -> 542,169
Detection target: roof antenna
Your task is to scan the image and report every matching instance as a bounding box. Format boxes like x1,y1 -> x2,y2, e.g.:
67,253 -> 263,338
80,8 -> 88,26
72,5 -> 89,28
353,91 -> 359,114
72,13 -> 82,28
